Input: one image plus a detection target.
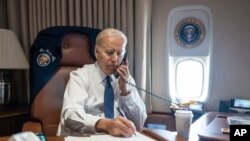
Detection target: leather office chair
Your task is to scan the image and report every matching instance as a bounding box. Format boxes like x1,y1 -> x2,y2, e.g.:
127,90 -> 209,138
22,26 -> 101,136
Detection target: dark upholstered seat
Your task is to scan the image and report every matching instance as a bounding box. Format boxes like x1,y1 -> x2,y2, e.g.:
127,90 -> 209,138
23,26 -> 101,136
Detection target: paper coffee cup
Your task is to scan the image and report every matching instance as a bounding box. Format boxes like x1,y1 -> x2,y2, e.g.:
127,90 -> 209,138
175,110 -> 193,138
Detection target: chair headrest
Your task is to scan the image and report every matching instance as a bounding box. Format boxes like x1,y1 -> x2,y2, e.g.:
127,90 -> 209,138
29,26 -> 101,104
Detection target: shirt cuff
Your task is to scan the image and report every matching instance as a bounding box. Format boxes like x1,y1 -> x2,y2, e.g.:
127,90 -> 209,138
119,92 -> 135,106
86,116 -> 103,132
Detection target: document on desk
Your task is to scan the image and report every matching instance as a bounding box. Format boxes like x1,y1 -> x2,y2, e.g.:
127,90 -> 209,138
65,131 -> 156,141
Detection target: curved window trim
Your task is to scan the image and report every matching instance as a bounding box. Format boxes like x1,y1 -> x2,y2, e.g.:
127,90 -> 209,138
166,5 -> 213,103
169,56 -> 211,102
175,58 -> 204,98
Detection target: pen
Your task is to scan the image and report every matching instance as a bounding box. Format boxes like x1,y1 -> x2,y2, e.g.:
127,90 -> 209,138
117,107 -> 127,118
117,107 -> 136,136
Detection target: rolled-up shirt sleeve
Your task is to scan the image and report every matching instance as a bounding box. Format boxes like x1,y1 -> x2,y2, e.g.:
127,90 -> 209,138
119,76 -> 147,130
58,67 -> 103,135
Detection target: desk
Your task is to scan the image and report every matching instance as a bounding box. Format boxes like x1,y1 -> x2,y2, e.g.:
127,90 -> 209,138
0,104 -> 29,136
0,112 -> 227,141
142,112 -> 230,141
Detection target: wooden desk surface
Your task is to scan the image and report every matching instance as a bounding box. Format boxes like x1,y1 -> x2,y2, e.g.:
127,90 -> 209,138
0,105 -> 29,118
0,112 -> 230,141
142,112 -> 230,141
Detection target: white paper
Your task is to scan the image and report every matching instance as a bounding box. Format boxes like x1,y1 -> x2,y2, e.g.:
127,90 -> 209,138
65,131 -> 156,141
64,136 -> 95,141
227,116 -> 250,125
65,136 -> 95,141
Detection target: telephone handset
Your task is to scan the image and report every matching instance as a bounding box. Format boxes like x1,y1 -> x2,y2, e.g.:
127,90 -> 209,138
114,52 -> 180,106
114,52 -> 128,78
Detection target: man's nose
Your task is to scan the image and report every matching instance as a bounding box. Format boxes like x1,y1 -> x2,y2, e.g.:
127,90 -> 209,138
111,53 -> 119,62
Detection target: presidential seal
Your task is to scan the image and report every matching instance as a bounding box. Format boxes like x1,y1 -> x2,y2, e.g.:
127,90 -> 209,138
36,48 -> 56,67
37,53 -> 51,67
174,17 -> 205,48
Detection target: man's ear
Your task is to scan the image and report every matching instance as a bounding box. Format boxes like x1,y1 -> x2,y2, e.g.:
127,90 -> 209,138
94,46 -> 99,59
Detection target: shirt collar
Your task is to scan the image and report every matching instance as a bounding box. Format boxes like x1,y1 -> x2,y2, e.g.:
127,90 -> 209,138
94,62 -> 114,83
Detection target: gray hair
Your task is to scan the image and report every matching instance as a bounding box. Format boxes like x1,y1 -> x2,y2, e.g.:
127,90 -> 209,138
95,28 -> 127,47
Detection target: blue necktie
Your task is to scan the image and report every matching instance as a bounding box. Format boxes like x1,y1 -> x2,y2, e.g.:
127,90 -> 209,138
104,76 -> 114,118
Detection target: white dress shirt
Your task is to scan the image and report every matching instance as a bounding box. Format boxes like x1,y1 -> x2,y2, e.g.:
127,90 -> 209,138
57,62 -> 147,136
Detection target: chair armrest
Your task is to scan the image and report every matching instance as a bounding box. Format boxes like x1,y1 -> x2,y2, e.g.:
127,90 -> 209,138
22,121 -> 43,133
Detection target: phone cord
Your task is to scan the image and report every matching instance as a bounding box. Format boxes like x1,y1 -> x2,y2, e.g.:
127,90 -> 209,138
125,80 -> 180,105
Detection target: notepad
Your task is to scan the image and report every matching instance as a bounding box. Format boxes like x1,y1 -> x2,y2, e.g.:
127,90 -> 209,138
65,136 -> 95,141
65,131 -> 156,141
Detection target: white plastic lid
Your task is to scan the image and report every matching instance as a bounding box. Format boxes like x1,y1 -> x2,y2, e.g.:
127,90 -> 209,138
175,110 -> 193,118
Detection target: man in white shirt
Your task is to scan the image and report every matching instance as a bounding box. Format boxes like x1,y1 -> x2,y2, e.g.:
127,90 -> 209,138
57,28 -> 147,137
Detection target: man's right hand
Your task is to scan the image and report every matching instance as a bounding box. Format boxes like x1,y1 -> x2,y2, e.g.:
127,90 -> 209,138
95,116 -> 136,137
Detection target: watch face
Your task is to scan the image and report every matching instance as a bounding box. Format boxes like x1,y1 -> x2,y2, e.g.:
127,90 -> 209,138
174,17 -> 206,48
